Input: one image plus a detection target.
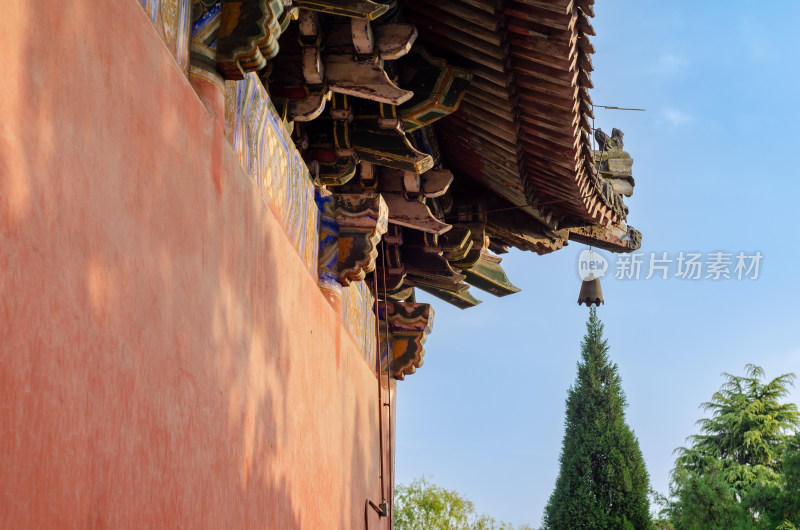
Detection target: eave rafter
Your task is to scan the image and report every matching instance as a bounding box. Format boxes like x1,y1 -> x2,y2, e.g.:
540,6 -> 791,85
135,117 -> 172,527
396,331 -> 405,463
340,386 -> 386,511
568,223 -> 642,254
189,0 -> 643,378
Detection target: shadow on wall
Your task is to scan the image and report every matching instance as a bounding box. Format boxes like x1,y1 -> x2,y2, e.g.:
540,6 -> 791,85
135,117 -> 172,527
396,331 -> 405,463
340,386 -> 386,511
0,0 -> 386,528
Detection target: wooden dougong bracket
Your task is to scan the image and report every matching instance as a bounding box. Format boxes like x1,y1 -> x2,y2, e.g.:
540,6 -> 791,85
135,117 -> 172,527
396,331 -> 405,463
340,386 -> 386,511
334,192 -> 389,284
379,300 -> 433,379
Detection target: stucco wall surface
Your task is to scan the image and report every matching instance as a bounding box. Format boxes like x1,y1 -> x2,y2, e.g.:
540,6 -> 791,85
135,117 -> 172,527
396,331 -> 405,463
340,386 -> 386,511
0,1 -> 391,528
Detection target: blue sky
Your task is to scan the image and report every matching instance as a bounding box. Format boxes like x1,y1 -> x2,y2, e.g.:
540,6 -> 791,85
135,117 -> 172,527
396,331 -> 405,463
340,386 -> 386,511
395,1 -> 800,526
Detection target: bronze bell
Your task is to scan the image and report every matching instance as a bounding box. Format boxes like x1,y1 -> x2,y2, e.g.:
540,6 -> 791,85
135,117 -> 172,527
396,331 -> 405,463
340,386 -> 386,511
578,278 -> 604,307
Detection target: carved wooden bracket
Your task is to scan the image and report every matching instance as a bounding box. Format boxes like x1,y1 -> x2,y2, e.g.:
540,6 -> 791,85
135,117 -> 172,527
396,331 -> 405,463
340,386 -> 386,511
486,210 -> 569,255
568,223 -> 642,253
439,225 -> 472,263
302,94 -> 360,185
379,301 -> 434,379
334,192 -> 389,284
375,224 -> 407,295
216,0 -> 289,79
326,55 -> 413,105
398,48 -> 473,132
448,222 -> 484,269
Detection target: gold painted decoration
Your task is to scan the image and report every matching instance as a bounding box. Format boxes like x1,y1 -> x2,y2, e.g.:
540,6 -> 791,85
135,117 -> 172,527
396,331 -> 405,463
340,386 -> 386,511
141,0 -> 191,70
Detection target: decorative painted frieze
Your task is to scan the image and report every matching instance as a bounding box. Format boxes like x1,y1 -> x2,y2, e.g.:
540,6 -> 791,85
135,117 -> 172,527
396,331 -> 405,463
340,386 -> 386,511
224,73 -> 320,274
140,0 -> 191,71
317,189 -> 380,365
316,190 -> 342,301
341,280 -> 377,370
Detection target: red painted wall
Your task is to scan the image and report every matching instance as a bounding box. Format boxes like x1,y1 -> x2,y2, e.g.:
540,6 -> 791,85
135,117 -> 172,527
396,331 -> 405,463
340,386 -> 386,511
0,1 -> 393,528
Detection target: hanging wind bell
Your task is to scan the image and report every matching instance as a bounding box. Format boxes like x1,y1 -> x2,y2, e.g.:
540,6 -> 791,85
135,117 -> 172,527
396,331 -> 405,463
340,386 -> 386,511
577,248 -> 606,307
578,277 -> 604,307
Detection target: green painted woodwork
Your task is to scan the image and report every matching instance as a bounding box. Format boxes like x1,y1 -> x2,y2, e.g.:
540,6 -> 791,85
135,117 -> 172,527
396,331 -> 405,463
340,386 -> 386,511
463,253 -> 520,297
417,285 -> 481,309
398,48 -> 472,132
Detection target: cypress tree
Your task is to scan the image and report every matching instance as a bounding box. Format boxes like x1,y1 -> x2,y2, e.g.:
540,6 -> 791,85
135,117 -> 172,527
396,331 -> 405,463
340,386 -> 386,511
543,308 -> 652,530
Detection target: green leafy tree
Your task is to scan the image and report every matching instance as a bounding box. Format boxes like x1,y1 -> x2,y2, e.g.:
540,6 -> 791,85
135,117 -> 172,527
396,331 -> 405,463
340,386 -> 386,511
770,433 -> 800,525
680,365 -> 798,469
542,308 -> 652,530
393,477 -> 535,530
665,458 -> 753,529
662,365 -> 800,529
